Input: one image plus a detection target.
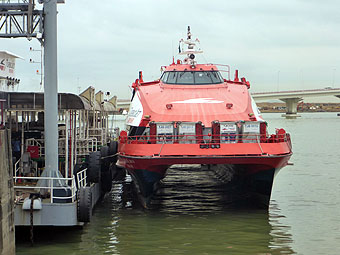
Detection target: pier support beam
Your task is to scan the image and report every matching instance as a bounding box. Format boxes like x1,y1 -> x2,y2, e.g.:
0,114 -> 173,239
0,130 -> 15,255
280,97 -> 302,119
43,0 -> 59,176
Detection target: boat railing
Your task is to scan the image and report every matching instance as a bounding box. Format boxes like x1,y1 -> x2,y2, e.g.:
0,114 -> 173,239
13,175 -> 78,203
14,158 -> 21,178
58,137 -> 98,156
76,168 -> 87,188
125,132 -> 289,145
209,63 -> 230,80
89,127 -> 104,146
25,135 -> 99,158
25,138 -> 43,157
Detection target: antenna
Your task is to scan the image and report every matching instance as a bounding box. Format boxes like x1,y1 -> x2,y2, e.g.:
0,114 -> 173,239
187,26 -> 191,40
178,26 -> 203,65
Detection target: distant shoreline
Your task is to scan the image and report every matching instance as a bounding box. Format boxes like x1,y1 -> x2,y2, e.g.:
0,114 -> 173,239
257,102 -> 340,113
261,110 -> 340,113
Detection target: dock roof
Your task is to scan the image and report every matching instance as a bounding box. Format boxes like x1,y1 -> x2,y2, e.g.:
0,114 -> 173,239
3,92 -> 101,111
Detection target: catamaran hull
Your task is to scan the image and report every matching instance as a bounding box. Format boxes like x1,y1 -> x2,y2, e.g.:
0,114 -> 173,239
118,154 -> 290,208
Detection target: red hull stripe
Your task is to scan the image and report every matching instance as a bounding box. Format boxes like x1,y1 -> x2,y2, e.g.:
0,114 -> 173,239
118,153 -> 291,175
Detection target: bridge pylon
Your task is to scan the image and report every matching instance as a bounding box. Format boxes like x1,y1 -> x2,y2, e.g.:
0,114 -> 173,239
280,98 -> 302,118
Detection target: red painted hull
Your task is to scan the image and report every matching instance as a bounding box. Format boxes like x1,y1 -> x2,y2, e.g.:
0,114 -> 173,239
117,141 -> 292,176
117,140 -> 291,207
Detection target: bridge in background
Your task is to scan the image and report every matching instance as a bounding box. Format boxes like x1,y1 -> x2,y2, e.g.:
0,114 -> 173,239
252,88 -> 340,118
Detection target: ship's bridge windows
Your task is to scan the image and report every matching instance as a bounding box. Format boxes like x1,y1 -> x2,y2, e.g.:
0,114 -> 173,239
161,71 -> 223,85
177,71 -> 194,84
166,72 -> 178,84
161,72 -> 170,83
194,71 -> 211,84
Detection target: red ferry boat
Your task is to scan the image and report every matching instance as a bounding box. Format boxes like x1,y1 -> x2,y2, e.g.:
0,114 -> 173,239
117,27 -> 292,207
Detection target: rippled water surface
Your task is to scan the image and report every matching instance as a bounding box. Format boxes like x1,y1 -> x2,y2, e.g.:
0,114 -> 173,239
16,113 -> 340,254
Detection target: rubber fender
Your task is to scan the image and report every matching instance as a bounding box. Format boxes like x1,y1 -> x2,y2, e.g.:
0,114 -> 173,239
100,145 -> 109,157
100,146 -> 111,172
108,141 -> 118,156
101,169 -> 113,193
100,146 -> 112,192
77,187 -> 92,222
87,151 -> 101,183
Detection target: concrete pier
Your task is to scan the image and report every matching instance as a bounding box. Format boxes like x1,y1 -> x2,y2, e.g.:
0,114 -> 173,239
0,129 -> 15,255
280,98 -> 302,118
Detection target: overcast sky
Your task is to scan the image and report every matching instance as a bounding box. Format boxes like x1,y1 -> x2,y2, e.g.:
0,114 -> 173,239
1,0 -> 340,101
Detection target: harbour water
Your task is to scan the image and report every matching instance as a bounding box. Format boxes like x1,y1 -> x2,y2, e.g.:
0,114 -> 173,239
16,112 -> 340,254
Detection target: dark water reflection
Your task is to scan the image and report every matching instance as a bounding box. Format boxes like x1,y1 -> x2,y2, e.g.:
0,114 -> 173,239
17,168 -> 295,255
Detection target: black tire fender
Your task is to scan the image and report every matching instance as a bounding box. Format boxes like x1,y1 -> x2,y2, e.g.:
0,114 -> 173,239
100,146 -> 110,172
87,151 -> 101,183
77,187 -> 92,222
108,141 -> 118,156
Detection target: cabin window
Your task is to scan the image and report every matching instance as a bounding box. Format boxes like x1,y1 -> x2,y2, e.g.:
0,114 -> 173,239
166,72 -> 178,84
161,71 -> 223,85
212,71 -> 224,83
177,71 -> 195,84
161,72 -> 169,83
194,71 -> 213,84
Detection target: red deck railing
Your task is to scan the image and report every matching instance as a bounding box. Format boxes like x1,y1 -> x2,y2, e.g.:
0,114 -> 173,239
123,132 -> 291,145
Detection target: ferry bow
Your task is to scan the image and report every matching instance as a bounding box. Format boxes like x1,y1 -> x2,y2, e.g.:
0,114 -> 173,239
117,27 -> 293,208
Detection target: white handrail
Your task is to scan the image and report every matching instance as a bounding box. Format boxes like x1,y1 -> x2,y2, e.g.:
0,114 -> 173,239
25,138 -> 43,156
14,158 -> 21,178
13,175 -> 78,203
76,168 -> 87,188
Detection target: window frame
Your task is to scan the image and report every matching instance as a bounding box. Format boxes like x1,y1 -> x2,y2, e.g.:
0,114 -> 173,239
161,71 -> 223,85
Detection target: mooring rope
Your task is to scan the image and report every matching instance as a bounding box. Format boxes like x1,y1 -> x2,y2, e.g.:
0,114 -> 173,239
29,194 -> 39,246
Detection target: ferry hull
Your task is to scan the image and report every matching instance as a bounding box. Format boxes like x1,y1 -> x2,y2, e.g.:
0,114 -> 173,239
118,152 -> 290,208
